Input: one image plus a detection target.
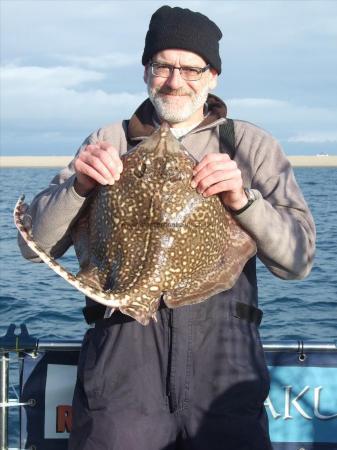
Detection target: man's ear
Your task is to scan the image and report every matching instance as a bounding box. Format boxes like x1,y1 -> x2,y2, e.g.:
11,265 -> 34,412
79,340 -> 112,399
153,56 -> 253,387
208,69 -> 218,90
143,65 -> 149,84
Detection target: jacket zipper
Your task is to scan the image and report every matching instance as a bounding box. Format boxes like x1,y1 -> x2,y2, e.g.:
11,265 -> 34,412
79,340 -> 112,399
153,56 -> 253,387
166,308 -> 174,412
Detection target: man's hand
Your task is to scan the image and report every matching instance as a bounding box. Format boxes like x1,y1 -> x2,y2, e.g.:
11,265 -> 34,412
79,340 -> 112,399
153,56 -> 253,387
191,153 -> 248,211
74,142 -> 123,196
17,202 -> 32,231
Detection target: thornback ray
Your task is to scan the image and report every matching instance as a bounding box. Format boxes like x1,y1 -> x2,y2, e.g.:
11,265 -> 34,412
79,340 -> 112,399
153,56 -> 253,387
14,123 -> 257,326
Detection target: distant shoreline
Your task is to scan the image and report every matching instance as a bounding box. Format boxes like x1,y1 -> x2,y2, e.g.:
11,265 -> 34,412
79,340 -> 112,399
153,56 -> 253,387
1,155 -> 337,168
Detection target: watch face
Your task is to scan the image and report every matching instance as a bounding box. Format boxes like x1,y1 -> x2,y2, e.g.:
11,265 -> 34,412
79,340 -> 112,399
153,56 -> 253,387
244,188 -> 255,202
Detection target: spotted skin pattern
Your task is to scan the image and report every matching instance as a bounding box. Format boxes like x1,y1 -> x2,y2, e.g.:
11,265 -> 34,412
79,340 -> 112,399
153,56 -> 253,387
14,124 -> 256,325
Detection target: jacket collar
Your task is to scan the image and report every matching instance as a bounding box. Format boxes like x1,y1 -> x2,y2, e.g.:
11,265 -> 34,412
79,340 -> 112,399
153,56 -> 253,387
127,94 -> 227,140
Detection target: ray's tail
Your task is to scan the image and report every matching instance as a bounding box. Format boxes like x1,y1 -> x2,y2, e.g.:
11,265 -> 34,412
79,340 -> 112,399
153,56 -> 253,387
13,195 -> 130,309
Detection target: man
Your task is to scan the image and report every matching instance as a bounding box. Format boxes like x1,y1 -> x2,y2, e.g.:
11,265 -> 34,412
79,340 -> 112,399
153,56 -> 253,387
18,5 -> 315,450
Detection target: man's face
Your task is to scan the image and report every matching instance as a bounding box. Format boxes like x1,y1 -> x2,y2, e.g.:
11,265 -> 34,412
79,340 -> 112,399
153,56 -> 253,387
144,49 -> 218,126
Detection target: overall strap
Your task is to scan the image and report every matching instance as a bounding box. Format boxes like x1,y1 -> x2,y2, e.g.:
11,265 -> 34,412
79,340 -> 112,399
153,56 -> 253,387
123,119 -> 133,146
219,119 -> 236,159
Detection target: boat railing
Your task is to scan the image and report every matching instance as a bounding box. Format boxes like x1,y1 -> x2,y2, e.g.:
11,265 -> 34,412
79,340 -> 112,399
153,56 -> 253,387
1,324 -> 337,450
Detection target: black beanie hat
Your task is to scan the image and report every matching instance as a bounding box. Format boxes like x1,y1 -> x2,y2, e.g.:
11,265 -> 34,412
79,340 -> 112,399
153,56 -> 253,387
142,5 -> 222,74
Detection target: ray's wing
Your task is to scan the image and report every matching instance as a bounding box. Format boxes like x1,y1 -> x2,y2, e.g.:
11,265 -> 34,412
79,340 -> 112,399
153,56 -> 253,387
162,197 -> 257,308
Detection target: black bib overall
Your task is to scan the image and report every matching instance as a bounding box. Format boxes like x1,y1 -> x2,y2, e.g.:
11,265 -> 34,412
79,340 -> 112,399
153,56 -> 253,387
69,257 -> 272,450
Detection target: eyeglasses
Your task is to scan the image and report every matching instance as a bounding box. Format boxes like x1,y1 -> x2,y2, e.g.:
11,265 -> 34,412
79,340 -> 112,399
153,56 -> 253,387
150,62 -> 211,81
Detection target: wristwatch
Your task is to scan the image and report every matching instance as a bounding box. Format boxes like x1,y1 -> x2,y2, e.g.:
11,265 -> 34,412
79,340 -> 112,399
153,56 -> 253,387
231,188 -> 256,215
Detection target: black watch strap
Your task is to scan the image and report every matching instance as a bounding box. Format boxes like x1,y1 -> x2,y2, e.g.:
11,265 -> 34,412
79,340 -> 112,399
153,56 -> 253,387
231,188 -> 255,215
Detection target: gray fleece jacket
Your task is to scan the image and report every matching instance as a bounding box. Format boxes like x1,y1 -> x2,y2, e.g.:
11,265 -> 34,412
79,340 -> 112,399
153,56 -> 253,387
18,94 -> 316,281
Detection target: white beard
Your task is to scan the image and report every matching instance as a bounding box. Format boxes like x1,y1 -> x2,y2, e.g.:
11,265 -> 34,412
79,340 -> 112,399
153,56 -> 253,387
147,82 -> 210,124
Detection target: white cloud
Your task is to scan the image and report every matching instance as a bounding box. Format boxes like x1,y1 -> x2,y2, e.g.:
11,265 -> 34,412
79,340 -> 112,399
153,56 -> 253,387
2,64 -> 104,88
223,96 -> 337,154
288,132 -> 337,144
229,98 -> 288,109
1,63 -> 147,130
60,53 -> 139,69
226,97 -> 337,128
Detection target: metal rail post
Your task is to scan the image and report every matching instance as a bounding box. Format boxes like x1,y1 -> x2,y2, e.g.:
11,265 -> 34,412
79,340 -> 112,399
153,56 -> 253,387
0,352 -> 9,450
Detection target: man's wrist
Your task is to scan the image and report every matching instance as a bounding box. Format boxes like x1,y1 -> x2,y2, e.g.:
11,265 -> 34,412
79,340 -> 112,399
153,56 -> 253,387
74,177 -> 95,197
228,188 -> 256,215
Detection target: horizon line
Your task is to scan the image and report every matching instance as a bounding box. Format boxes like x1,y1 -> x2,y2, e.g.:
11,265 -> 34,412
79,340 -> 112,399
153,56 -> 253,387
1,155 -> 337,168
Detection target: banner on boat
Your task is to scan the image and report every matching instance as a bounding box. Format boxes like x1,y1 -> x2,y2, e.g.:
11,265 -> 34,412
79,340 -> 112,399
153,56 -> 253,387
265,351 -> 337,450
20,347 -> 337,450
20,350 -> 79,450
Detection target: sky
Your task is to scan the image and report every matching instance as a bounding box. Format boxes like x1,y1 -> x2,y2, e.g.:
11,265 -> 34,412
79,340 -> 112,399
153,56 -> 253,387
1,0 -> 337,156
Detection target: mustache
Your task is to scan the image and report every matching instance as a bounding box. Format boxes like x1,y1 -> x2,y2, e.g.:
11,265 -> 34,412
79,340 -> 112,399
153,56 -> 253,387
156,87 -> 191,96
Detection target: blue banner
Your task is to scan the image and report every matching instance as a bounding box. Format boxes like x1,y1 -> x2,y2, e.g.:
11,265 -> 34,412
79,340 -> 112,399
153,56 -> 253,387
265,351 -> 337,450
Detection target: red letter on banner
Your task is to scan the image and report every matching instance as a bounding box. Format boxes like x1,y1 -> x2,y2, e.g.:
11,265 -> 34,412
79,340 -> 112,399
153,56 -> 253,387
56,405 -> 73,433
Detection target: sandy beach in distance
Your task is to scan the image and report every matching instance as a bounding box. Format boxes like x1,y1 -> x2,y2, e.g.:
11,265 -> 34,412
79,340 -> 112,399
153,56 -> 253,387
1,155 -> 337,168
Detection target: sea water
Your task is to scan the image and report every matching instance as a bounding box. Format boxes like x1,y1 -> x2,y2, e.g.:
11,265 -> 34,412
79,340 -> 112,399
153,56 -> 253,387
1,166 -> 336,342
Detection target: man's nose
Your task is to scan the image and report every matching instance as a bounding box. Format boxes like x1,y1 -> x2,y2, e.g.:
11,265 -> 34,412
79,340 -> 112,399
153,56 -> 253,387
165,68 -> 184,90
